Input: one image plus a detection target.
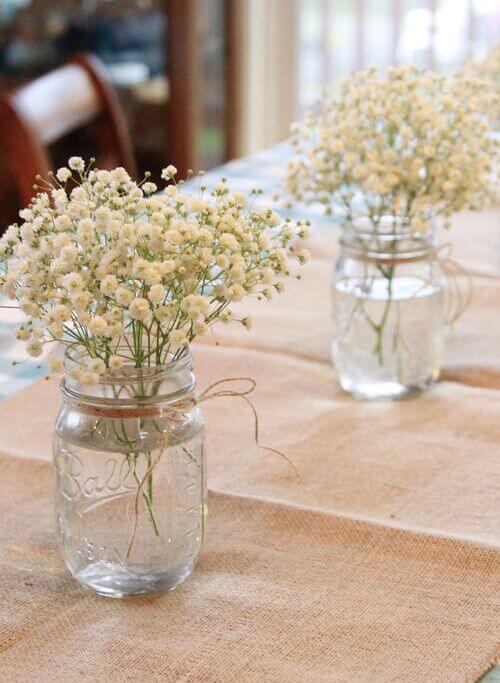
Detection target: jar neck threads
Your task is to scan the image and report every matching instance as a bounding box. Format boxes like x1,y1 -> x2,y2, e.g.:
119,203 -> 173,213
340,216 -> 436,263
61,346 -> 195,408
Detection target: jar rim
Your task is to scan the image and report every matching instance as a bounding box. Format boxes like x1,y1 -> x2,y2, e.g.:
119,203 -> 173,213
339,240 -> 436,263
61,345 -> 195,407
64,344 -> 192,378
343,214 -> 434,234
340,216 -> 436,262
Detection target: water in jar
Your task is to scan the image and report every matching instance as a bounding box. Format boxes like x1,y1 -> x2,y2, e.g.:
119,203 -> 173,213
332,275 -> 444,399
53,425 -> 205,598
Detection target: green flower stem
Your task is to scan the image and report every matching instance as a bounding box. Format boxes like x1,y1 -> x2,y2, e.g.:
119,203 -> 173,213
111,414 -> 160,538
126,452 -> 160,537
372,265 -> 395,366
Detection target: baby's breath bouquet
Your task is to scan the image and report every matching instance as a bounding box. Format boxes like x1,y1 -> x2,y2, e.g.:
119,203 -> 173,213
286,66 -> 498,230
460,45 -> 500,103
0,157 -> 308,373
0,158 -> 309,595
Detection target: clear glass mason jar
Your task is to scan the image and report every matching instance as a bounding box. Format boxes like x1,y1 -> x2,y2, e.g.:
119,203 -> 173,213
53,347 -> 206,598
331,219 -> 445,400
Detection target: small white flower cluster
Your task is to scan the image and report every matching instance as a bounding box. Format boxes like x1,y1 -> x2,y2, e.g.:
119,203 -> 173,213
460,45 -> 500,101
286,66 -> 498,231
459,45 -> 500,128
0,159 -> 310,382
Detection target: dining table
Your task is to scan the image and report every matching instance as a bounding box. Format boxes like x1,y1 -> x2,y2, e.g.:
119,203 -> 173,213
0,143 -> 498,682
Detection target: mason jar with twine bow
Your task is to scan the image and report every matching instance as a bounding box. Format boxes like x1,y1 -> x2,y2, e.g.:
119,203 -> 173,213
53,347 -> 294,598
331,218 -> 471,400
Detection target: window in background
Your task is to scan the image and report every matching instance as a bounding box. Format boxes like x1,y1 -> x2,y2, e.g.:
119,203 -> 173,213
297,0 -> 500,115
198,0 -> 228,170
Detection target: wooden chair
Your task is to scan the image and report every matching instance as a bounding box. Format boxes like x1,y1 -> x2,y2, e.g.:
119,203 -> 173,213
0,53 -> 137,206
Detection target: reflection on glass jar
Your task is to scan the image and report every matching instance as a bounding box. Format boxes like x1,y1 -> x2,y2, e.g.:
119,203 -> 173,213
53,347 -> 206,598
331,219 -> 445,400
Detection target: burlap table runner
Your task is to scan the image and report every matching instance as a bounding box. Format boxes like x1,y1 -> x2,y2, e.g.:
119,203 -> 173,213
1,344 -> 499,546
0,452 -> 498,682
0,208 -> 499,680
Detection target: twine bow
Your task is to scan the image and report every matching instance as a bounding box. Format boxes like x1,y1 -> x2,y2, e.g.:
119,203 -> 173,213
125,377 -> 297,559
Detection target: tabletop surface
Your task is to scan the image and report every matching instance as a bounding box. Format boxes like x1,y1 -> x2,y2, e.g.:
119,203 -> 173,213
0,143 -> 498,681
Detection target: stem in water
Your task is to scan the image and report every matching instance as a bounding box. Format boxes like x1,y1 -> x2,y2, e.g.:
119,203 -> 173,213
372,265 -> 394,365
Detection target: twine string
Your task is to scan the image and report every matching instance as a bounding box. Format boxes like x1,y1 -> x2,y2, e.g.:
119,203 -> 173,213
340,241 -> 472,326
434,243 -> 473,325
123,377 -> 296,559
346,241 -> 472,326
197,378 -> 299,477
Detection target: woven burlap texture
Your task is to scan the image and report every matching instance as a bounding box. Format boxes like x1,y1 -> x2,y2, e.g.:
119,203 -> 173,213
0,453 -> 498,682
0,208 -> 498,681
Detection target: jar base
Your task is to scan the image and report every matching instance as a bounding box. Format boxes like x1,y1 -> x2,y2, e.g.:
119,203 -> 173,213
338,376 -> 435,400
71,560 -> 197,598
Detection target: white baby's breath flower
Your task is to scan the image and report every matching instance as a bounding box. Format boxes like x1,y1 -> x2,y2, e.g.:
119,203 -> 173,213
192,321 -> 207,335
68,156 -> 85,172
109,355 -> 124,370
20,224 -> 34,244
297,249 -> 311,264
81,371 -> 100,385
15,326 -> 30,341
154,303 -> 171,321
148,284 -> 165,304
31,327 -> 43,339
60,245 -> 78,263
100,275 -> 118,295
88,316 -> 108,335
226,283 -> 246,302
87,358 -> 106,375
19,209 -> 33,221
62,272 -> 83,293
56,167 -> 72,182
189,197 -> 206,213
49,322 -> 64,338
115,286 -> 134,307
170,328 -> 189,345
132,259 -> 150,279
26,338 -> 43,357
234,192 -> 247,205
111,167 -> 129,183
161,165 -> 177,180
159,260 -> 176,277
72,291 -> 91,310
219,233 -> 239,251
128,297 -> 150,321
51,304 -> 71,323
69,366 -> 83,381
108,322 -> 124,339
164,185 -> 178,197
215,254 -> 229,269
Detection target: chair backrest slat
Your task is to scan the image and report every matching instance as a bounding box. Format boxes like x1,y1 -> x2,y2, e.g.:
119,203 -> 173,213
11,64 -> 100,146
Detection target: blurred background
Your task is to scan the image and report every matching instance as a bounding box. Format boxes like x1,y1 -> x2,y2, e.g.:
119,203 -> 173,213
0,0 -> 498,226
